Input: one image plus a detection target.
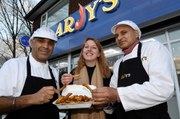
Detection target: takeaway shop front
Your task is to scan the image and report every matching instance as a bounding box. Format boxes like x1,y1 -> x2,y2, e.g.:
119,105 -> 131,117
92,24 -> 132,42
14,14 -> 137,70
25,0 -> 180,119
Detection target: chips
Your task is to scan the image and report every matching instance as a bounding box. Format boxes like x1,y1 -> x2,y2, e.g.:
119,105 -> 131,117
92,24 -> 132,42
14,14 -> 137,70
55,93 -> 92,104
55,84 -> 96,105
82,83 -> 93,92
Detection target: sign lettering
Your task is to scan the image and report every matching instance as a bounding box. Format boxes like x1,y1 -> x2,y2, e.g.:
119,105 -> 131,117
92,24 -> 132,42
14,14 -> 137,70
56,0 -> 119,37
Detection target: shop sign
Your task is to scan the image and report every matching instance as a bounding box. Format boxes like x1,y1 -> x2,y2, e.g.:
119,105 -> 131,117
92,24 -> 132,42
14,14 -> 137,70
56,0 -> 119,37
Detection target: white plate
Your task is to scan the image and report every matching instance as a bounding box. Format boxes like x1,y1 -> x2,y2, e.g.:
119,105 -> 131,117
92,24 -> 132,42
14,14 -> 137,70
62,84 -> 96,97
53,84 -> 96,109
53,101 -> 92,109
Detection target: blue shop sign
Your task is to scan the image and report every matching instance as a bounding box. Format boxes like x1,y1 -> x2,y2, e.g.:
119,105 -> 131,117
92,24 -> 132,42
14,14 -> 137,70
51,0 -> 180,57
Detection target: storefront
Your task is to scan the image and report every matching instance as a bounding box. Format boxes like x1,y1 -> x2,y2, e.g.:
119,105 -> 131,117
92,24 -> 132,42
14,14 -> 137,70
25,0 -> 180,118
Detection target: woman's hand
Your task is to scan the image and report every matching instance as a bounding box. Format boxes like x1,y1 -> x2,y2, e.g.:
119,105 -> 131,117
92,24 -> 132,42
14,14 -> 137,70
61,74 -> 73,85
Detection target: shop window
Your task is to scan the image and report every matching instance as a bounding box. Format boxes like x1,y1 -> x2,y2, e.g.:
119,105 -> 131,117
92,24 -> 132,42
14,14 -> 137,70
106,55 -> 123,69
41,13 -> 47,27
41,0 -> 69,27
104,46 -> 122,58
164,44 -> 169,50
49,60 -> 59,70
141,26 -> 180,88
47,0 -> 69,27
59,67 -> 68,76
142,32 -> 167,44
71,55 -> 79,69
49,57 -> 68,75
171,42 -> 180,72
103,45 -> 123,69
168,27 -> 180,41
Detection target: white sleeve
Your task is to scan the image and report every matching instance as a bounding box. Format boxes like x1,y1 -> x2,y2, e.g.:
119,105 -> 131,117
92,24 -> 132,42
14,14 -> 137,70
110,59 -> 122,88
0,59 -> 18,96
118,41 -> 175,111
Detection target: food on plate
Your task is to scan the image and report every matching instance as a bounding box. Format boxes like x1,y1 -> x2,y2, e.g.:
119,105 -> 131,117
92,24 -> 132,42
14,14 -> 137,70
54,84 -> 67,93
82,83 -> 93,92
72,74 -> 80,79
62,84 -> 96,97
55,84 -> 96,104
54,84 -> 96,109
55,93 -> 92,104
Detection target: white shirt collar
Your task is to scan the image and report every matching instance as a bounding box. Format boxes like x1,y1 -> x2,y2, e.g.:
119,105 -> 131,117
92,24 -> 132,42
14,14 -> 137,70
29,53 -> 49,68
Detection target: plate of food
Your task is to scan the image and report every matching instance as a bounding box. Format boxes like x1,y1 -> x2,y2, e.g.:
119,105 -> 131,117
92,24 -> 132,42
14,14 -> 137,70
53,84 -> 96,109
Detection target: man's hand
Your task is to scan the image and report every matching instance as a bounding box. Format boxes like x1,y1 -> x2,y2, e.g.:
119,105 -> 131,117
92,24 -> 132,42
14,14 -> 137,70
30,86 -> 55,105
92,87 -> 119,105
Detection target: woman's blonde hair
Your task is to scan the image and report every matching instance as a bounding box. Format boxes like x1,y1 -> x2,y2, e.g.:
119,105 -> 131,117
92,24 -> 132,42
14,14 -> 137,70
74,37 -> 111,78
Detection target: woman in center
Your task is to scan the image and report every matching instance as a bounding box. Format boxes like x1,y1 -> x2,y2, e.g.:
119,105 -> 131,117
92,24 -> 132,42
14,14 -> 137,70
61,37 -> 113,119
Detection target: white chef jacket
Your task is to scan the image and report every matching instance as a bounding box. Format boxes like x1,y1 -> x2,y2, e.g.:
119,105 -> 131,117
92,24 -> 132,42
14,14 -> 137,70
0,53 -> 59,97
110,40 -> 175,111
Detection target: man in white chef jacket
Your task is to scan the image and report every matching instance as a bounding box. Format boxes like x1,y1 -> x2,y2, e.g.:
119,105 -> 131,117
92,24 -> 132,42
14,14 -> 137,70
92,20 -> 176,119
0,27 -> 61,119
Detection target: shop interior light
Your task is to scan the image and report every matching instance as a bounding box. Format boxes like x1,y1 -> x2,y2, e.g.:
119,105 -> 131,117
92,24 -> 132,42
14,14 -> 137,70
56,62 -> 68,68
104,49 -> 120,57
142,38 -> 156,42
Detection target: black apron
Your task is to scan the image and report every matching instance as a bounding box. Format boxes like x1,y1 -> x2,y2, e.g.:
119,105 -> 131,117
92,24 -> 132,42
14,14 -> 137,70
5,57 -> 59,119
115,43 -> 170,119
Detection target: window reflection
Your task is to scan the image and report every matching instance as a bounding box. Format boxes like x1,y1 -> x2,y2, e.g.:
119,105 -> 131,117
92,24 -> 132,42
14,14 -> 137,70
103,46 -> 123,69
42,0 -> 69,28
171,42 -> 180,72
41,14 -> 46,26
50,57 -> 68,75
71,56 -> 79,69
47,3 -> 69,27
169,28 -> 180,41
106,55 -> 123,69
142,33 -> 167,44
104,46 -> 122,58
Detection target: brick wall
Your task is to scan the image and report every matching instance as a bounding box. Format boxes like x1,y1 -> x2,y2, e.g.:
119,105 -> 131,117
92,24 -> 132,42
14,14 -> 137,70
69,0 -> 92,14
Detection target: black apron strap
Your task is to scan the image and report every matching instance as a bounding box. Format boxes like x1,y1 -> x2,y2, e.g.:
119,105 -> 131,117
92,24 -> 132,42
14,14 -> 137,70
26,56 -> 31,77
